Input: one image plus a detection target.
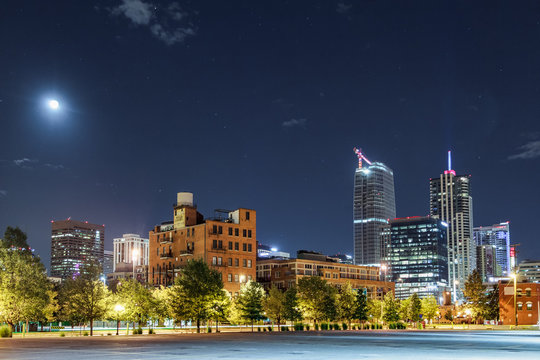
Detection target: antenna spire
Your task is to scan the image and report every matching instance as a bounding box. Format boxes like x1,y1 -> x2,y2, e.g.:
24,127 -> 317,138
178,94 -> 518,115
353,147 -> 372,169
447,150 -> 452,171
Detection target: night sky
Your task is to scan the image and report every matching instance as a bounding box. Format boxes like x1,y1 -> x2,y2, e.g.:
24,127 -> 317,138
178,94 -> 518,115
2,1 -> 540,270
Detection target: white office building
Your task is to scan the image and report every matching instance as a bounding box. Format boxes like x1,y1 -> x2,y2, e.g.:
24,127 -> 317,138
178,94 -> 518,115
113,233 -> 149,272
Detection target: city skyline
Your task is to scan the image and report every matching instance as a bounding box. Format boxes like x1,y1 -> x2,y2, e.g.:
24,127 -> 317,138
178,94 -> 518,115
2,1 -> 540,270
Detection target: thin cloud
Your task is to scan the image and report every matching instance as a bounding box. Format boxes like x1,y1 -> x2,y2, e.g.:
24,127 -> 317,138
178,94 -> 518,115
508,140 -> 540,160
282,118 -> 307,128
44,163 -> 65,170
110,0 -> 196,45
13,158 -> 38,169
0,190 -> 7,197
337,2 -> 352,14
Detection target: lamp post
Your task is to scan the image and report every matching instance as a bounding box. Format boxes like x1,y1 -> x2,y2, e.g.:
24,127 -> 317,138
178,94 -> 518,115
511,273 -> 518,327
114,304 -> 124,335
132,248 -> 139,281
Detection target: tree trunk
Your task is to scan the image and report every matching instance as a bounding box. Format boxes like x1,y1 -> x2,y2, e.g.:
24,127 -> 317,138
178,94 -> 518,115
90,319 -> 94,336
197,318 -> 200,333
251,320 -> 254,332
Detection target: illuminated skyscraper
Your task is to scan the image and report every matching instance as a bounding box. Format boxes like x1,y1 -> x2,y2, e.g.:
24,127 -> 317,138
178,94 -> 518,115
474,222 -> 511,276
429,151 -> 473,301
50,219 -> 105,280
353,148 -> 396,266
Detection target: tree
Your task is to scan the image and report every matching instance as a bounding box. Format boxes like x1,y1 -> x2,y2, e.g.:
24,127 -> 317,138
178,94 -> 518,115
0,243 -> 52,332
354,290 -> 369,328
484,285 -> 499,321
444,309 -> 454,323
151,286 -> 172,326
1,226 -> 30,249
264,286 -> 286,328
210,289 -> 231,332
59,263 -> 110,335
168,259 -> 223,333
283,287 -> 302,324
399,297 -> 411,323
408,293 -> 422,323
382,292 -> 400,323
236,281 -> 265,331
463,270 -> 487,323
297,276 -> 336,323
367,298 -> 382,324
336,282 -> 357,328
420,295 -> 439,323
115,279 -> 155,329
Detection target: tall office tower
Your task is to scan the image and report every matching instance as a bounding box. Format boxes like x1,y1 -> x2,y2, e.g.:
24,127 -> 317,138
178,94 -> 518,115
353,148 -> 396,266
474,222 -> 511,276
476,245 -> 499,282
113,233 -> 149,272
384,216 -> 449,301
429,151 -> 473,301
50,219 -> 105,280
103,250 -> 114,275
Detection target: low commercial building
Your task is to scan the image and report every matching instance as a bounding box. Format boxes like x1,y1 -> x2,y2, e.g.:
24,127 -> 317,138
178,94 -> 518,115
149,192 -> 256,295
499,281 -> 540,325
256,256 -> 394,300
257,244 -> 290,259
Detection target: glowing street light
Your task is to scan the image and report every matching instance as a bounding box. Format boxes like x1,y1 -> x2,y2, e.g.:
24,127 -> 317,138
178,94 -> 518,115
114,304 -> 125,335
48,99 -> 59,110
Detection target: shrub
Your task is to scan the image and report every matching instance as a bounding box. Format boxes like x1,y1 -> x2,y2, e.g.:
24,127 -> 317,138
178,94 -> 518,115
148,328 -> 154,334
257,327 -> 261,332
305,324 -> 310,331
342,323 -> 348,330
83,331 -> 89,336
321,323 -> 328,331
294,323 -> 304,331
315,323 -> 319,331
267,326 -> 272,332
208,327 -> 212,333
107,333 -> 112,336
333,323 -> 340,330
417,323 -> 423,330
59,332 -> 66,337
0,325 -> 12,338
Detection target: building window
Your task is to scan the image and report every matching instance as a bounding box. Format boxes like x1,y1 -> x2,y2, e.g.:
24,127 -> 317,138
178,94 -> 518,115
218,257 -> 222,265
235,228 -> 239,237
248,244 -> 252,252
247,260 -> 252,268
213,225 -> 217,234
234,258 -> 239,267
212,256 -> 217,265
526,288 -> 532,297
228,228 -> 233,236
243,229 -> 247,237
275,271 -> 280,278
517,289 -> 523,297
192,228 -> 195,236
246,211 -> 250,220
218,226 -> 223,234
235,274 -> 239,282
248,275 -> 252,281
228,241 -> 233,250
218,240 -> 223,249
527,302 -> 533,311
235,242 -> 239,251
243,259 -> 247,267
517,302 -> 523,311
243,243 -> 247,251
228,274 -> 232,282
228,258 -> 232,266
212,240 -> 218,249
248,230 -> 252,238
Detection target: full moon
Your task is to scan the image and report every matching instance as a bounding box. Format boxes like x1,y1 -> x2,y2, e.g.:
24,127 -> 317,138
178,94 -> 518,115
48,99 -> 59,110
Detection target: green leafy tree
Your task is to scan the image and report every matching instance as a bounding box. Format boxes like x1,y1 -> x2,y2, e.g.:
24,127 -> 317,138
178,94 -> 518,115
297,276 -> 336,324
264,286 -> 286,328
367,298 -> 382,324
0,242 -> 52,332
283,287 -> 302,324
210,289 -> 231,332
399,297 -> 411,322
1,226 -> 30,249
168,258 -> 223,333
336,282 -> 357,328
151,286 -> 172,326
354,290 -> 369,328
116,279 -> 155,329
484,285 -> 499,321
382,292 -> 400,323
59,263 -> 110,335
444,309 -> 454,322
463,270 -> 487,323
408,293 -> 422,323
236,281 -> 265,332
420,295 -> 439,323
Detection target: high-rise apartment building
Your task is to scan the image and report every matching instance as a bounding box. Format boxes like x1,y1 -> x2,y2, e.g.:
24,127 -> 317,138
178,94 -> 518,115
517,260 -> 540,283
50,219 -> 105,280
384,216 -> 449,301
476,245 -> 499,282
353,148 -> 396,266
103,250 -> 114,275
429,151 -> 473,301
113,233 -> 149,272
474,222 -> 511,276
149,192 -> 257,294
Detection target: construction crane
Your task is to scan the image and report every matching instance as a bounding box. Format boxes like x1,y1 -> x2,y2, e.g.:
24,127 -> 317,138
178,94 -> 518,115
353,147 -> 372,169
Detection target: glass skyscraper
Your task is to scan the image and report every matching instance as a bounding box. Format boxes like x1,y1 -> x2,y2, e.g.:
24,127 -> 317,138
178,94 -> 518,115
384,216 -> 449,301
353,149 -> 396,266
473,222 -> 510,276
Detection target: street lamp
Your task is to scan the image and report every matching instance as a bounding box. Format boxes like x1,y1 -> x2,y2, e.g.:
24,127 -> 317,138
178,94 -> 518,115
132,248 -> 139,281
114,304 -> 125,335
511,273 -> 518,326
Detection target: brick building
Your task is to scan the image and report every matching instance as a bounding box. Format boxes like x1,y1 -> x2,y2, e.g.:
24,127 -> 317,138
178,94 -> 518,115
149,192 -> 256,295
499,280 -> 540,325
257,254 -> 394,300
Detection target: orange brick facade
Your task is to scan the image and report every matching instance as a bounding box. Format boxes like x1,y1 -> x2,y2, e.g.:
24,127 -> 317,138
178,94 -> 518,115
499,281 -> 540,325
257,258 -> 394,300
149,195 -> 256,295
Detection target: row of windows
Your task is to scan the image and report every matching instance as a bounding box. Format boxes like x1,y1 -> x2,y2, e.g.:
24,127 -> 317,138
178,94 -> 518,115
227,274 -> 253,282
212,240 -> 253,252
212,256 -> 253,268
517,302 -> 533,311
212,225 -> 253,238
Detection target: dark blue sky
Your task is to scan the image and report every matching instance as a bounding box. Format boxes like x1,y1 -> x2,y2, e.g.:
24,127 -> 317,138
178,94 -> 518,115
1,1 -> 540,269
